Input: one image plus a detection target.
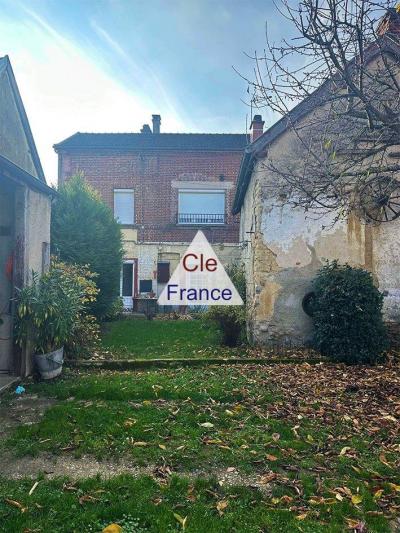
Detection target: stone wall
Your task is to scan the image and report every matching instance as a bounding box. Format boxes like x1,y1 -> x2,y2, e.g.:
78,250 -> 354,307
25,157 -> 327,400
239,123 -> 400,346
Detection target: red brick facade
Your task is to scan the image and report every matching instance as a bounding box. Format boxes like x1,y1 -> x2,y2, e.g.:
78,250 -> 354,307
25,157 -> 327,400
57,148 -> 244,244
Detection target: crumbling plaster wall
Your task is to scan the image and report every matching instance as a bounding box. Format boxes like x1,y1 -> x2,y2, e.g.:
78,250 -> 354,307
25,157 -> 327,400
241,128 -> 369,346
373,221 -> 400,323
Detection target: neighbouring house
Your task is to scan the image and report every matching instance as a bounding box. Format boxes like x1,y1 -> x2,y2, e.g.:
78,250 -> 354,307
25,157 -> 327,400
54,115 -> 247,310
0,56 -> 53,379
233,31 -> 400,346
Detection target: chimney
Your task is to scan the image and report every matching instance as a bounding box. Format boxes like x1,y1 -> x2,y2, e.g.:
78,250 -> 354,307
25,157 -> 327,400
250,114 -> 264,143
141,124 -> 152,133
377,6 -> 400,37
152,114 -> 161,134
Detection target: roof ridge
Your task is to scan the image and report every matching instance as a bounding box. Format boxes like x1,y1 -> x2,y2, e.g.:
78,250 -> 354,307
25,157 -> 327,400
71,132 -> 247,136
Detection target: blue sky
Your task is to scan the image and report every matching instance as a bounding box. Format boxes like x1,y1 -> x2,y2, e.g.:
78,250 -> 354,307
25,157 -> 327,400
0,0 -> 290,184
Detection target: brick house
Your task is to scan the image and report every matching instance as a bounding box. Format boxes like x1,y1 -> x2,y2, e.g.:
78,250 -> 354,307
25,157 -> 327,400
54,116 -> 248,309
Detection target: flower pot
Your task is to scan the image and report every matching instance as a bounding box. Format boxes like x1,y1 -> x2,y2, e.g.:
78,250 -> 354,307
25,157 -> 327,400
34,347 -> 64,380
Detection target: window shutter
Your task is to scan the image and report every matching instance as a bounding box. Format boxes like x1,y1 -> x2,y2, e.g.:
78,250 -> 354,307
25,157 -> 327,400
157,262 -> 170,283
114,190 -> 134,224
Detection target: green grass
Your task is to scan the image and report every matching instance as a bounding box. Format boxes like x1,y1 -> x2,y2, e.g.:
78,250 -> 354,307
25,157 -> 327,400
2,366 -> 399,531
2,473 -> 390,533
101,317 -> 244,359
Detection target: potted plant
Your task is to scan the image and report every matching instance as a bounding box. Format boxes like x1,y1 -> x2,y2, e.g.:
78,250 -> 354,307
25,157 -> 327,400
15,267 -> 83,379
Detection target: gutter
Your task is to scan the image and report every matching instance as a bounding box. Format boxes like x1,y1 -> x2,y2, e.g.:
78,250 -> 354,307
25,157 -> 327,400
0,155 -> 56,196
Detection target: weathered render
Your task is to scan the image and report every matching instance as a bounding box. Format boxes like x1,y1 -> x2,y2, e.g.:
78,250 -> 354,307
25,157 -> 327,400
0,56 -> 53,377
235,110 -> 400,347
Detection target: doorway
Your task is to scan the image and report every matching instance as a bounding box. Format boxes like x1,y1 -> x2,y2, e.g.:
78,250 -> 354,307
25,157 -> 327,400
120,260 -> 136,310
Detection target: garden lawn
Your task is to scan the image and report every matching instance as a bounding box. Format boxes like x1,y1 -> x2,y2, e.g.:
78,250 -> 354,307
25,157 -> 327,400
101,317 -> 244,359
1,363 -> 399,532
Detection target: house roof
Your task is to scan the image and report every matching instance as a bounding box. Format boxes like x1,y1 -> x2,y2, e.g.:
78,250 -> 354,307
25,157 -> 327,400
54,132 -> 249,152
0,55 -> 46,183
0,154 -> 54,196
232,33 -> 400,215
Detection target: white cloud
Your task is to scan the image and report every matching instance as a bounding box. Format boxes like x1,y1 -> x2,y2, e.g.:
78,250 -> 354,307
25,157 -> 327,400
0,6 -> 186,185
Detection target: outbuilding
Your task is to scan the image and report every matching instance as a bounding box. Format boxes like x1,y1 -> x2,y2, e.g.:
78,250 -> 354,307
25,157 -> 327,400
0,56 -> 53,384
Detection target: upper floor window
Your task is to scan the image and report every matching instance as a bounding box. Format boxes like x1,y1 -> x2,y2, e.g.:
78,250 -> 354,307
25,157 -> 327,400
114,189 -> 134,224
178,189 -> 225,225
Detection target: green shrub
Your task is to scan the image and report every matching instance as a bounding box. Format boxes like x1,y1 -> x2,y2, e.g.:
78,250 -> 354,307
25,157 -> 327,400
311,260 -> 388,364
205,263 -> 246,347
15,268 -> 83,354
103,297 -> 124,322
52,260 -> 101,359
66,313 -> 101,359
51,174 -> 124,319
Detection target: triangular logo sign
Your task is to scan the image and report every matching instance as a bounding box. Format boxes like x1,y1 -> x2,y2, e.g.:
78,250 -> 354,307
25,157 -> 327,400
158,231 -> 243,306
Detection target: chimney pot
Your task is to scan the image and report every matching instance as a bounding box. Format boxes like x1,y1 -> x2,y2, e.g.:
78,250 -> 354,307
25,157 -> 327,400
152,114 -> 161,134
250,114 -> 264,143
141,124 -> 152,134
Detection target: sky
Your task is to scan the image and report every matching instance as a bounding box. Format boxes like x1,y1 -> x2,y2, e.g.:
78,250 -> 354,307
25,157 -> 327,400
0,0 -> 291,185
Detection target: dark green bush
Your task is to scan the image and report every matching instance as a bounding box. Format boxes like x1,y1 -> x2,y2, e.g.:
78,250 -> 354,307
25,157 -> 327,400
312,260 -> 388,364
103,297 -> 124,322
205,263 -> 246,347
51,175 -> 123,319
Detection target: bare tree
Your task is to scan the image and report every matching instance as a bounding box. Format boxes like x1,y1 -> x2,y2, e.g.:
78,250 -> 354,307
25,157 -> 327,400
245,1 -> 400,224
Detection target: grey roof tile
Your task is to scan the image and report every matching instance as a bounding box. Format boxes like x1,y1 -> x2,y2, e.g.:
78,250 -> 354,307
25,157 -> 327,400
54,132 -> 249,152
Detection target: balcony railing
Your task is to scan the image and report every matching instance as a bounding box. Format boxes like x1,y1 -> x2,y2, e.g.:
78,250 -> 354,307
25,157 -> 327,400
177,213 -> 225,225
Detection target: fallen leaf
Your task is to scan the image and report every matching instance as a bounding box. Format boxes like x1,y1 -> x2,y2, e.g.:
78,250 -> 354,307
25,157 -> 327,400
4,498 -> 27,513
173,512 -> 187,530
102,524 -> 122,533
123,419 -> 137,428
133,441 -> 148,447
266,454 -> 278,461
339,446 -> 351,456
379,453 -> 392,468
345,518 -> 364,530
296,513 -> 308,520
28,481 -> 39,496
200,422 -> 214,428
216,499 -> 229,515
79,494 -> 98,505
351,494 -> 363,505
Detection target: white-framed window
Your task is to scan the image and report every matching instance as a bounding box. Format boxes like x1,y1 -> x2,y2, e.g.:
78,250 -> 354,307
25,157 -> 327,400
178,189 -> 225,224
114,189 -> 134,224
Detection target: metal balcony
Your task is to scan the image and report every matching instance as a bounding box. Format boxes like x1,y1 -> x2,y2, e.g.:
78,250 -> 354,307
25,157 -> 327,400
177,213 -> 225,225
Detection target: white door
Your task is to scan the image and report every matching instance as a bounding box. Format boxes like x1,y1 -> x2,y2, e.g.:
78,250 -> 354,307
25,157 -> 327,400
120,261 -> 135,310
